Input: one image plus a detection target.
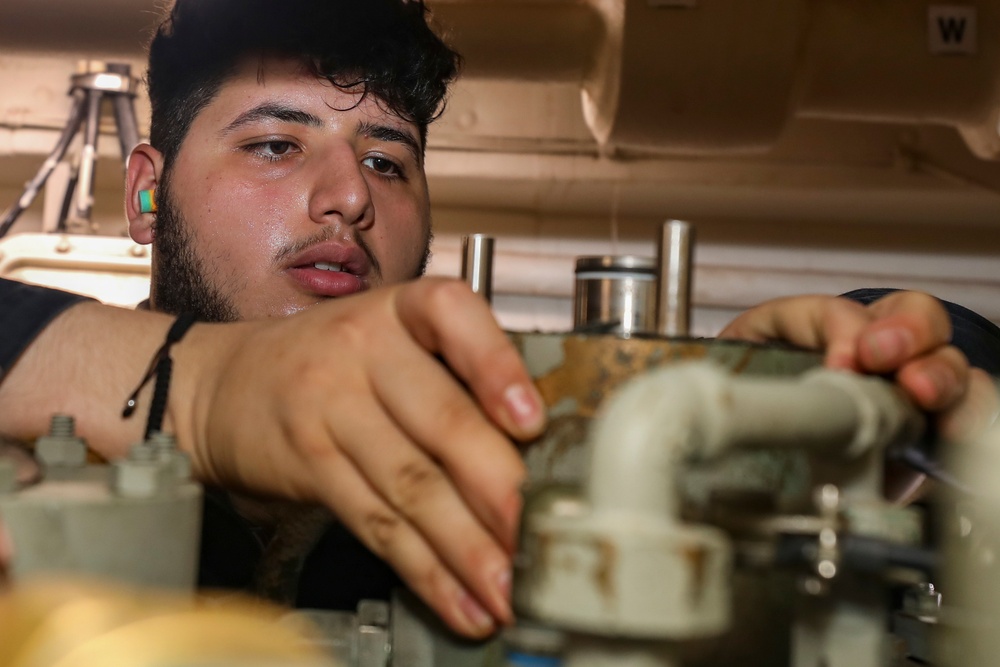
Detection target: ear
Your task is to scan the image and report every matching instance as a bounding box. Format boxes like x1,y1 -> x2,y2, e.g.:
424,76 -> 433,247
126,144 -> 165,245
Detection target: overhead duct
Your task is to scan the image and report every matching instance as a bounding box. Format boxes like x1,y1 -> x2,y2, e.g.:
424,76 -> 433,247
431,0 -> 1000,158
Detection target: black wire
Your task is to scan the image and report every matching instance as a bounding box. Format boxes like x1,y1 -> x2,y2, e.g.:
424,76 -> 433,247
894,445 -> 979,498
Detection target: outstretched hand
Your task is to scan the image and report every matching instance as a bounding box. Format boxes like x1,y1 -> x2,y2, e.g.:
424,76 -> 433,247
719,291 -> 999,499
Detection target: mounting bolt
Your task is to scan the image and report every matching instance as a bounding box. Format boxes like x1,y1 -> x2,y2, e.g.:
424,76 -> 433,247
147,431 -> 192,481
35,414 -> 87,469
113,442 -> 172,498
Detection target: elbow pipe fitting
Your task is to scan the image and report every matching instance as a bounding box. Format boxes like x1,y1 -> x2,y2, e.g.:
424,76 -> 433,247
515,361 -> 924,639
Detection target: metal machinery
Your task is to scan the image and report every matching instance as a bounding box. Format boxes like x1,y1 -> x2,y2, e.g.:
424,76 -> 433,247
3,223 -> 1000,667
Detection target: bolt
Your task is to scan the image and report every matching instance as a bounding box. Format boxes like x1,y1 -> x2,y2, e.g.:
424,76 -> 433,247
816,484 -> 840,512
147,431 -> 177,452
128,442 -> 156,462
49,414 -> 75,438
35,413 -> 87,469
819,528 -> 837,549
146,432 -> 192,481
112,457 -> 171,498
799,576 -> 828,597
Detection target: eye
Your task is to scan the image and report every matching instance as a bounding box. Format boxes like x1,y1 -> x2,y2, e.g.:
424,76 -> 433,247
246,140 -> 299,161
362,155 -> 402,178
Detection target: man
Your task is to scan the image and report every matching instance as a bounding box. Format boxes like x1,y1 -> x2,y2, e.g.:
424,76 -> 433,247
0,0 -> 995,640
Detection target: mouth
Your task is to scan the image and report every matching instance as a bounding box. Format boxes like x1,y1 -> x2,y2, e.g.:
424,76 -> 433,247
284,244 -> 372,298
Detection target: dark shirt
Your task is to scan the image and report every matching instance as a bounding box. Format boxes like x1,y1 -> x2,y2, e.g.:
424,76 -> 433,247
0,278 -> 91,376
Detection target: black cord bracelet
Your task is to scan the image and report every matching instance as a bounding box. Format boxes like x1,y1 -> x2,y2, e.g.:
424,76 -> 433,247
122,312 -> 197,439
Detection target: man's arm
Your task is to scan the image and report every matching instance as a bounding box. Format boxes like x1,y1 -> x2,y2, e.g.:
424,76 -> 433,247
0,278 -> 546,639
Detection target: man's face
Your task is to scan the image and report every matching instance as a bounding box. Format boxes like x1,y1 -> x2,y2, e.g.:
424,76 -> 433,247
150,56 -> 432,321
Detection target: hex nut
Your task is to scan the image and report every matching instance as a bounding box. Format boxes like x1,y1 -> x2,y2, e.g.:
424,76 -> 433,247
113,459 -> 172,498
36,435 -> 87,468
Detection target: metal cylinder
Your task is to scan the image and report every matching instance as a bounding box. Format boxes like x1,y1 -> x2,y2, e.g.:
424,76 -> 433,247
573,255 -> 657,336
655,220 -> 694,337
461,234 -> 494,303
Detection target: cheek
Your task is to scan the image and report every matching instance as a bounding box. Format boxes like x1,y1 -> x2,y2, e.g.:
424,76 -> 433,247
177,174 -> 296,270
373,199 -> 429,276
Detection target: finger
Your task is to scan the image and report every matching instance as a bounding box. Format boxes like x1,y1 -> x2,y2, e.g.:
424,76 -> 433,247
936,368 -> 1000,443
894,346 -> 969,411
857,291 -> 952,373
394,279 -> 545,440
719,296 -> 871,370
718,296 -> 825,344
369,336 -> 525,553
330,386 -> 515,625
311,433 -> 503,638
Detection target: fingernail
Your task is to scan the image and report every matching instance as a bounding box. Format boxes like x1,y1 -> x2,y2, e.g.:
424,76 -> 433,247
457,588 -> 496,634
924,366 -> 959,404
495,568 -> 512,600
504,383 -> 543,432
866,328 -> 913,366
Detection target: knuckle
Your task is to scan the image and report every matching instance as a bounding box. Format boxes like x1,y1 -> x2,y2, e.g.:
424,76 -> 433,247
430,392 -> 480,439
422,279 -> 475,315
364,509 -> 403,556
391,460 -> 446,508
326,310 -> 377,350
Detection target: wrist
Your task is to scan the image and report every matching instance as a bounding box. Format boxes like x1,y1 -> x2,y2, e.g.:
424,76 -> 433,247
167,319 -> 262,486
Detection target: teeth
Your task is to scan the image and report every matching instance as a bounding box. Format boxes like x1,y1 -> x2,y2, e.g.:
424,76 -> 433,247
313,261 -> 343,272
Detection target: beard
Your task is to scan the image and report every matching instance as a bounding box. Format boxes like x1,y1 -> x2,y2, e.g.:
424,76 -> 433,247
149,172 -> 433,323
149,175 -> 241,323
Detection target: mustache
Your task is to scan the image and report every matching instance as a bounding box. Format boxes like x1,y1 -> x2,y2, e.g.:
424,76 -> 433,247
275,226 -> 382,280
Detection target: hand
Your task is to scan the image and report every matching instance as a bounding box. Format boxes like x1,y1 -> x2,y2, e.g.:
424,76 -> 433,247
719,291 -> 999,500
174,278 -> 546,638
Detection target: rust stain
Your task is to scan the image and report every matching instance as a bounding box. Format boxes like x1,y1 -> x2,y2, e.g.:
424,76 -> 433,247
729,346 -> 755,375
522,414 -> 590,479
535,532 -> 553,583
593,538 -> 618,606
533,336 -> 709,418
682,544 -> 708,606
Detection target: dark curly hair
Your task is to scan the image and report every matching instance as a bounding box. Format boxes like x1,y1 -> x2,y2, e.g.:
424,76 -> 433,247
146,0 -> 460,173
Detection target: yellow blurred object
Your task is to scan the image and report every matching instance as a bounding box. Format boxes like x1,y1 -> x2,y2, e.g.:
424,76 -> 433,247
0,579 -> 333,667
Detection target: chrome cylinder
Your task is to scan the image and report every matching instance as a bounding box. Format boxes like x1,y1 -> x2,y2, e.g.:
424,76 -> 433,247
655,220 -> 694,337
461,234 -> 494,303
573,255 -> 657,336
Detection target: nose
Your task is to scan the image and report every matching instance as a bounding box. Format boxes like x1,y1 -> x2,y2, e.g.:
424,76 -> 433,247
308,144 -> 374,230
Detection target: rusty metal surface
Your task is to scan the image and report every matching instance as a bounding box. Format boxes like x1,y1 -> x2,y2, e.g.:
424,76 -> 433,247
511,333 -> 822,420
510,332 -> 822,489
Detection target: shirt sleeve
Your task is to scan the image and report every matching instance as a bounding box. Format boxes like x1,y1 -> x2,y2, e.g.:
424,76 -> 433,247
0,278 -> 93,376
840,288 -> 1000,376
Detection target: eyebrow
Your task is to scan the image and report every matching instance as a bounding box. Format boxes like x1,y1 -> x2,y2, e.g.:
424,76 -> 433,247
220,102 -> 423,163
220,103 -> 323,136
358,120 -> 422,164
